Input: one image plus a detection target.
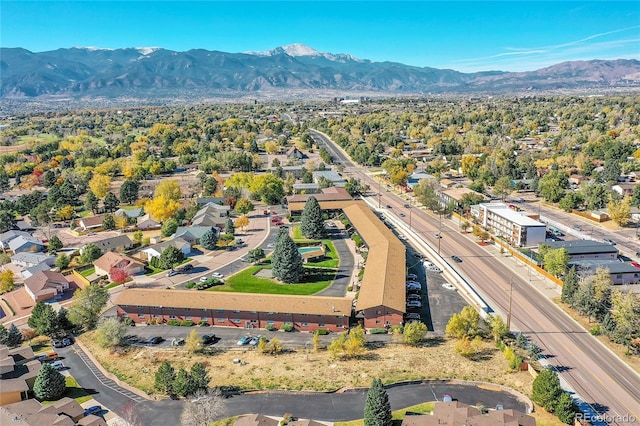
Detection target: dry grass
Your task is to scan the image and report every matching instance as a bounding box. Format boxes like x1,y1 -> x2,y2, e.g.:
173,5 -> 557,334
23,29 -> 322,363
80,333 -> 533,397
552,298 -> 640,374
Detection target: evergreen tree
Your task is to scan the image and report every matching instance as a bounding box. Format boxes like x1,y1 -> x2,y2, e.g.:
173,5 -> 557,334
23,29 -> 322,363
555,392 -> 579,424
56,307 -> 73,334
102,214 -> 116,230
158,246 -> 185,270
28,301 -> 59,337
47,235 -> 63,254
161,218 -> 179,237
104,192 -> 120,212
300,196 -> 326,239
85,190 -> 98,213
364,378 -> 392,426
561,267 -> 578,305
80,243 -> 102,264
0,324 -> 8,345
532,367 -> 562,412
173,367 -> 196,397
34,363 -> 66,401
119,179 -> 140,204
6,323 -> 22,347
200,229 -> 219,250
224,217 -> 235,235
190,362 -> 210,393
271,229 -> 303,283
55,253 -> 70,270
155,361 -> 176,395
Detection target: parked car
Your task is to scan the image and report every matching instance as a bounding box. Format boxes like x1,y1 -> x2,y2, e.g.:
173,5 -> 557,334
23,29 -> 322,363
147,336 -> 163,345
211,272 -> 224,279
603,238 -> 616,245
407,273 -> 417,280
237,335 -> 252,345
39,351 -> 59,363
386,204 -> 391,208
442,283 -> 456,291
249,335 -> 263,346
407,294 -> 422,301
199,276 -> 209,283
405,313 -> 421,320
406,300 -> 422,309
404,204 -> 410,208
267,243 -> 275,248
443,394 -> 453,402
451,255 -> 463,263
201,334 -> 217,345
180,264 -> 193,272
406,283 -> 421,291
52,339 -> 64,348
167,269 -> 179,277
426,266 -> 442,273
83,405 -> 102,417
51,361 -> 65,370
171,338 -> 185,346
572,224 -> 582,231
399,213 -> 405,217
434,233 -> 441,238
62,337 -> 73,346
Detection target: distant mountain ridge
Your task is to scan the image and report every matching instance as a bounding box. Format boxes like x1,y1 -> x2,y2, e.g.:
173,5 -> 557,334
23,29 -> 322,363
1,44 -> 639,99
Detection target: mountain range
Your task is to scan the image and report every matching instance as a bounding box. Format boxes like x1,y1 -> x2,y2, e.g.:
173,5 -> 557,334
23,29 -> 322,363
1,43 -> 640,99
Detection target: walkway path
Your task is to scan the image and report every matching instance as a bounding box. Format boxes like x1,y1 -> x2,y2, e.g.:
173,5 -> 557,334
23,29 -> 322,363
316,227 -> 355,297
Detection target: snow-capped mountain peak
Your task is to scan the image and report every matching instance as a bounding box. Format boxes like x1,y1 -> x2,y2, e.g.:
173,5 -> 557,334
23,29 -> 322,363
136,47 -> 161,55
246,43 -> 363,63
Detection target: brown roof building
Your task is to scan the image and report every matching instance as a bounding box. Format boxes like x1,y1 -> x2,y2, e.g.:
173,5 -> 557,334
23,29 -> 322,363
93,252 -> 145,279
0,397 -> 106,426
234,414 -> 279,426
286,187 -> 353,214
23,270 -> 70,302
0,345 -> 40,406
402,401 -> 536,426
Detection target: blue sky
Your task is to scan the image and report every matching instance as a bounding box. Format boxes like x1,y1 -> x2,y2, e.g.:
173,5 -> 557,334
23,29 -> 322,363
2,1 -> 639,72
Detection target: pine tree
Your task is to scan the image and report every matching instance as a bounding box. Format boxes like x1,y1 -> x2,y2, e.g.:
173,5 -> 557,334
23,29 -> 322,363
561,267 -> 578,305
34,363 -> 66,401
47,235 -> 63,254
190,362 -> 210,393
28,301 -> 59,337
0,324 -> 8,345
6,323 -> 22,347
271,229 -> 304,283
200,229 -> 219,250
364,378 -> 392,426
555,392 -> 579,424
224,217 -> 235,235
174,367 -> 196,397
155,361 -> 176,395
300,196 -> 326,239
102,214 -> 116,230
532,367 -> 562,412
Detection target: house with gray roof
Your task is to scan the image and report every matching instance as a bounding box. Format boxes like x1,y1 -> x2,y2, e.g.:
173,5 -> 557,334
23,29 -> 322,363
569,259 -> 640,285
0,230 -> 31,251
22,261 -> 55,279
312,170 -> 346,188
84,235 -> 133,254
139,238 -> 191,260
114,207 -> 143,219
542,240 -> 619,262
173,226 -> 219,245
8,235 -> 44,254
11,252 -> 54,268
191,203 -> 230,228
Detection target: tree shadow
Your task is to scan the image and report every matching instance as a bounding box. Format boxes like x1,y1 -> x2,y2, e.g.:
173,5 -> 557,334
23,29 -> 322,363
422,336 -> 446,348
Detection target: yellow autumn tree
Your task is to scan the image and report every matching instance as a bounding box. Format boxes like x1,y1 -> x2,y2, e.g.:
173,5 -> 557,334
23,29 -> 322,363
153,179 -> 182,201
235,215 -> 249,231
56,205 -> 76,221
144,195 -> 181,222
88,174 -> 112,198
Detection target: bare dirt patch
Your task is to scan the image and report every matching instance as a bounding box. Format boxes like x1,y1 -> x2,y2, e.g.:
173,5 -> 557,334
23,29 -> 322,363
80,333 -> 534,397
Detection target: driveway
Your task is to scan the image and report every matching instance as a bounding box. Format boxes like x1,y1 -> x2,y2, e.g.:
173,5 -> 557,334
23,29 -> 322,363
315,228 -> 354,297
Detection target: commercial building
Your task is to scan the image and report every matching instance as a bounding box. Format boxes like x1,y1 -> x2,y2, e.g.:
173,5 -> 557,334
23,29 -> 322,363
473,203 -> 546,247
542,240 -> 618,262
568,260 -> 640,285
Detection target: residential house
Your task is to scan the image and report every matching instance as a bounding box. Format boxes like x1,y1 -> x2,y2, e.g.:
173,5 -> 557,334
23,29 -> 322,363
312,170 -> 346,188
292,183 -> 321,194
191,203 -> 230,228
172,226 -> 218,245
612,183 -> 636,197
8,236 -> 44,254
402,401 -> 535,426
139,238 -> 191,261
114,207 -> 143,219
274,165 -> 304,179
568,259 -> 640,285
136,214 -> 160,230
439,178 -> 456,189
234,414 -> 279,426
407,171 -> 435,190
23,270 -> 70,302
286,146 -> 304,160
196,197 -> 226,206
77,215 -> 104,232
93,252 -> 145,280
0,397 -> 106,426
86,235 -> 134,254
472,203 -> 546,247
11,252 -> 54,269
22,261 -> 56,279
0,230 -> 31,251
0,345 -> 40,406
438,187 -> 487,210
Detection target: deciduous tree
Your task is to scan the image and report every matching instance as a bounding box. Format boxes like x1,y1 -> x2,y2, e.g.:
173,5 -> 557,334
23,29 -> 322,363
234,198 -> 254,215
145,195 -> 181,222
0,269 -> 14,294
68,283 -> 109,330
403,321 -> 428,346
154,179 -> 182,201
89,174 -> 112,199
445,306 -> 481,339
96,317 -> 128,348
179,388 -> 225,426
247,247 -> 264,263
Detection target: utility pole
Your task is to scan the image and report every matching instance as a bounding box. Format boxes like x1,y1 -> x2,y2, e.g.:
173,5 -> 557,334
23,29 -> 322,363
507,277 -> 513,331
437,211 -> 443,255
408,205 -> 413,231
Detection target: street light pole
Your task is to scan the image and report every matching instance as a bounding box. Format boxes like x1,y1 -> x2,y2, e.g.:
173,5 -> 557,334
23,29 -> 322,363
408,205 -> 412,231
437,212 -> 442,255
507,277 -> 513,331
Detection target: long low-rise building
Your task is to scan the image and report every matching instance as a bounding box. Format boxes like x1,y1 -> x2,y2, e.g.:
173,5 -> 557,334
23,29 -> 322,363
115,200 -> 407,331
541,240 -> 619,262
473,203 -> 546,247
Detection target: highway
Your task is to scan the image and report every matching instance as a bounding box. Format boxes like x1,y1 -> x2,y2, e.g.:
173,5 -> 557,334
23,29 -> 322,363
310,129 -> 640,425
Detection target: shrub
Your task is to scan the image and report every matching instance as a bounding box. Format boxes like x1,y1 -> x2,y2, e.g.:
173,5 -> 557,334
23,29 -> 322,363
185,282 -> 196,289
265,324 -> 276,331
197,321 -> 209,327
123,318 -> 134,326
167,320 -> 181,326
589,325 -> 601,336
389,325 -> 403,333
280,323 -> 294,332
369,328 -> 387,334
315,328 -> 329,335
180,320 -> 194,327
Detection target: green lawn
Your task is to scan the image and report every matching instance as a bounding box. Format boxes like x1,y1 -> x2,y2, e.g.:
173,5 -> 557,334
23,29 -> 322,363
79,267 -> 95,277
42,376 -> 94,405
209,263 -> 334,295
306,240 -> 339,268
334,402 -> 434,426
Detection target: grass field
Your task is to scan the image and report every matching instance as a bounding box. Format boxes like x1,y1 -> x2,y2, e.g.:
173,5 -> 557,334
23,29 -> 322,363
210,263 -> 333,295
41,376 -> 94,405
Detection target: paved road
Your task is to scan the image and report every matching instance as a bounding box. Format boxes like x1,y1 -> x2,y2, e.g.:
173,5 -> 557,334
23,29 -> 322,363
61,342 -> 529,424
316,228 -> 354,297
310,129 -> 640,424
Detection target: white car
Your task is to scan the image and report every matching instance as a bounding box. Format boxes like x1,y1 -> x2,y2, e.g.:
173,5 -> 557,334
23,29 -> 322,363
407,294 -> 422,301
266,243 -> 275,248
423,260 -> 434,267
199,276 -> 209,283
442,283 -> 456,291
211,272 -> 224,279
167,270 -> 179,277
407,273 -> 417,280
406,284 -> 421,291
426,265 -> 442,273
406,300 -> 422,308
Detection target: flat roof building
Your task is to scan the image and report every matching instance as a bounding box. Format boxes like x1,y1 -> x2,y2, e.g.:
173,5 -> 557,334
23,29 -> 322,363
542,240 -> 618,261
473,203 -> 546,248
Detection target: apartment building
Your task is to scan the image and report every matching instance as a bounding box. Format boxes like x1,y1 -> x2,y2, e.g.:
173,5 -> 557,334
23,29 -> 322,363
473,203 -> 546,247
